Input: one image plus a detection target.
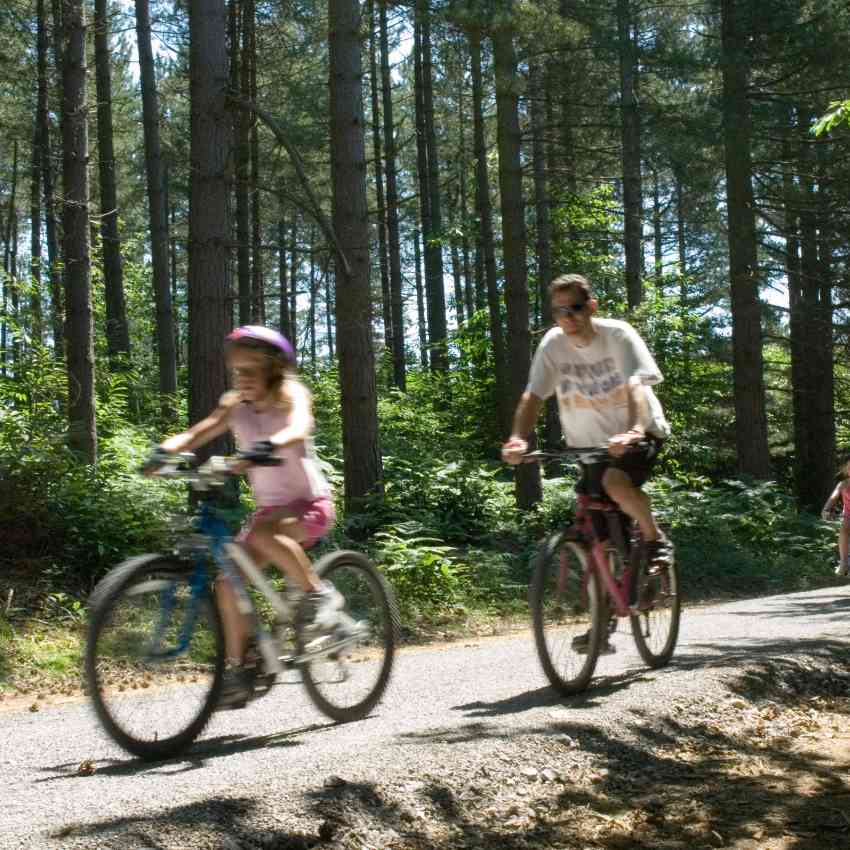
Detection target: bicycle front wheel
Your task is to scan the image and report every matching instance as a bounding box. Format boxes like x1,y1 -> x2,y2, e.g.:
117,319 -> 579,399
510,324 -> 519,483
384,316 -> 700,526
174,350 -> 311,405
629,555 -> 681,668
297,551 -> 399,722
530,534 -> 605,695
85,555 -> 224,760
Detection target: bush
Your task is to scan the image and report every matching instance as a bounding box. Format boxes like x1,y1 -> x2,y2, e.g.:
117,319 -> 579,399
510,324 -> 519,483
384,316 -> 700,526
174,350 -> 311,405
650,477 -> 835,598
0,418 -> 186,589
371,521 -> 470,617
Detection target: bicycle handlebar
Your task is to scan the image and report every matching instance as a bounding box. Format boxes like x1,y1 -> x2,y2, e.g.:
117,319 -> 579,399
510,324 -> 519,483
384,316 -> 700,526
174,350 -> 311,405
522,440 -> 650,463
143,450 -> 282,490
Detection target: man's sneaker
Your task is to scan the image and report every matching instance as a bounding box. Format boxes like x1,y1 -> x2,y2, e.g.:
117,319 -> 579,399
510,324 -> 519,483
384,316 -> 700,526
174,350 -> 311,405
835,560 -> 849,578
305,582 -> 345,632
217,664 -> 254,709
571,630 -> 616,655
645,533 -> 674,569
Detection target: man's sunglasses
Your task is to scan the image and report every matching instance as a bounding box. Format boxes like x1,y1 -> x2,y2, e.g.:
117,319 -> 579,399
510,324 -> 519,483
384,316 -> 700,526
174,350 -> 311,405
552,302 -> 588,318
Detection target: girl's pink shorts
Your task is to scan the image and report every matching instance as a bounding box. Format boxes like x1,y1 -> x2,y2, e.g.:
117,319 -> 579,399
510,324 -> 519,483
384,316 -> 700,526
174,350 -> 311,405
237,497 -> 335,549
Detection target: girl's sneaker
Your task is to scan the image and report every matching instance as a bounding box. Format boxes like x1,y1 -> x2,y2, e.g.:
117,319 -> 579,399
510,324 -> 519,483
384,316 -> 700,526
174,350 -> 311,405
305,582 -> 345,632
835,560 -> 849,578
217,664 -> 254,709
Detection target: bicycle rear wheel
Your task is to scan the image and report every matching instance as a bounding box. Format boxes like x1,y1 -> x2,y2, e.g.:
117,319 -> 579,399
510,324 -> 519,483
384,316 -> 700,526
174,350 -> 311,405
85,555 -> 224,760
297,551 -> 398,722
629,555 -> 680,668
530,533 -> 605,695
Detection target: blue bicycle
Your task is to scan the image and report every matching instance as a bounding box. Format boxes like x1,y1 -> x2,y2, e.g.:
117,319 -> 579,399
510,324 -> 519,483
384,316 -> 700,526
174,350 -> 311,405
84,454 -> 399,760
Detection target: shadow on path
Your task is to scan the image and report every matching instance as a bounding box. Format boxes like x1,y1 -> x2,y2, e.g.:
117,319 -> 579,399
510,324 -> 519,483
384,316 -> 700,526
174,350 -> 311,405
36,720 -> 335,782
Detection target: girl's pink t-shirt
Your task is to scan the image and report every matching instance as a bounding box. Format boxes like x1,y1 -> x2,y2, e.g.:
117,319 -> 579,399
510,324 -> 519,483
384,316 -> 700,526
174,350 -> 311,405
229,401 -> 331,507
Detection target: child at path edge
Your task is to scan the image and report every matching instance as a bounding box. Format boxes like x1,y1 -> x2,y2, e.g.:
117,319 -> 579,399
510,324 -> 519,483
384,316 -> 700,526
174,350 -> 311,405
821,461 -> 850,578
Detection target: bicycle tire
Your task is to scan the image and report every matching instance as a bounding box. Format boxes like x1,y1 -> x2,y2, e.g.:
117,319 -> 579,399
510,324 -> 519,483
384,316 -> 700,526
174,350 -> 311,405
530,533 -> 605,695
85,554 -> 225,760
629,554 -> 681,668
297,550 -> 399,722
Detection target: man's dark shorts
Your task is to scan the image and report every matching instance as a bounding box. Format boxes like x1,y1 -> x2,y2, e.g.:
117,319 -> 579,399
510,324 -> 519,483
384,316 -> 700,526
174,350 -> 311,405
576,436 -> 664,499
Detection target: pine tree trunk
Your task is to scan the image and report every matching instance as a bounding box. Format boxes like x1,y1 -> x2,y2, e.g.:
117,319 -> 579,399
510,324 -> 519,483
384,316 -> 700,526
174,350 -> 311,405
168,176 -> 180,368
136,0 -> 178,420
449,208 -> 464,327
719,0 -> 770,479
235,0 -> 251,326
289,217 -> 298,352
413,14 -> 434,366
329,0 -> 382,506
674,171 -> 689,372
617,0 -> 643,309
674,172 -> 687,288
248,0 -> 263,324
812,140 -> 835,507
187,0 -> 232,449
457,77 -> 474,320
470,29 -> 508,427
2,142 -> 19,375
420,4 -> 447,370
790,115 -> 834,511
61,0 -> 96,462
492,16 -> 540,509
309,235 -> 317,367
94,0 -> 130,364
325,264 -> 334,359
278,194 -> 290,338
30,121 -> 44,346
368,0 -> 391,355
38,0 -> 62,356
379,0 -> 405,389
530,61 -> 551,329
558,0 -> 577,199
530,60 -> 561,458
785,135 -> 807,509
414,227 -> 428,368
652,169 -> 662,284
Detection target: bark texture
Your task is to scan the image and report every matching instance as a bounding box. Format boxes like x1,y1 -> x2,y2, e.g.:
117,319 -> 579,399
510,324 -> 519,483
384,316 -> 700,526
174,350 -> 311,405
329,0 -> 382,505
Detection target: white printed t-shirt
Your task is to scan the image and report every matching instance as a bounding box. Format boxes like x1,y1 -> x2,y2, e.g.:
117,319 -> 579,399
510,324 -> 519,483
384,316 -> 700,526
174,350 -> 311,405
526,318 -> 671,448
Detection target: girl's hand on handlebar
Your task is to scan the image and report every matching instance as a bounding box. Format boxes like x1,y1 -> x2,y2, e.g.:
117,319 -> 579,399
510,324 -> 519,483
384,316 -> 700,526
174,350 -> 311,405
140,446 -> 174,476
501,436 -> 528,466
233,440 -> 282,471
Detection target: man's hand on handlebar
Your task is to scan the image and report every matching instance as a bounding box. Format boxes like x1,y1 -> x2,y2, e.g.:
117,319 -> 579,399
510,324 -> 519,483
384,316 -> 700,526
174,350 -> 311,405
607,430 -> 644,458
501,436 -> 528,466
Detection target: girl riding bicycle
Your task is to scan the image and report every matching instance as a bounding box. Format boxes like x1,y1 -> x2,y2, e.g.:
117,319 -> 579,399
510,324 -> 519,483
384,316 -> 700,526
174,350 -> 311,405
153,325 -> 341,705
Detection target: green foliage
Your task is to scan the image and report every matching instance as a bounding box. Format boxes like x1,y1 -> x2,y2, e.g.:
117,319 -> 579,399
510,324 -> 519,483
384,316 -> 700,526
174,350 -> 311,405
373,522 -> 469,615
624,284 -> 736,480
651,478 -> 836,598
813,99 -> 850,135
0,348 -> 186,588
550,186 -> 621,296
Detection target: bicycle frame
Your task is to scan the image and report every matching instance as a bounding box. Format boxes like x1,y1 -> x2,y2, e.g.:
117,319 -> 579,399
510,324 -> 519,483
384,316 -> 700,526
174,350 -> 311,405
567,493 -> 638,618
170,500 -> 297,677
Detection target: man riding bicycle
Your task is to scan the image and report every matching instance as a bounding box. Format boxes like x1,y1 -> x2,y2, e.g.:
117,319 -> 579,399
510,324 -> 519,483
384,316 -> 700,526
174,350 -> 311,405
502,273 -> 673,573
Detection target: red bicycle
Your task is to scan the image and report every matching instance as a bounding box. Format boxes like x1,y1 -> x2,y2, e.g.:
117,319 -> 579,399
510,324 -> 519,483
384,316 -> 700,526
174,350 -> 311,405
527,447 -> 680,695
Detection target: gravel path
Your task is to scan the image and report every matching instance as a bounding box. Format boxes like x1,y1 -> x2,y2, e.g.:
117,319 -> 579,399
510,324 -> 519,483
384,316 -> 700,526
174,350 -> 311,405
2,585 -> 849,849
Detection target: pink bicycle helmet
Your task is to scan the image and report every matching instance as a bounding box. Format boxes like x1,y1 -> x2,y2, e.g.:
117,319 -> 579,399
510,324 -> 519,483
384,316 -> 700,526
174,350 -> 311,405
225,325 -> 295,364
